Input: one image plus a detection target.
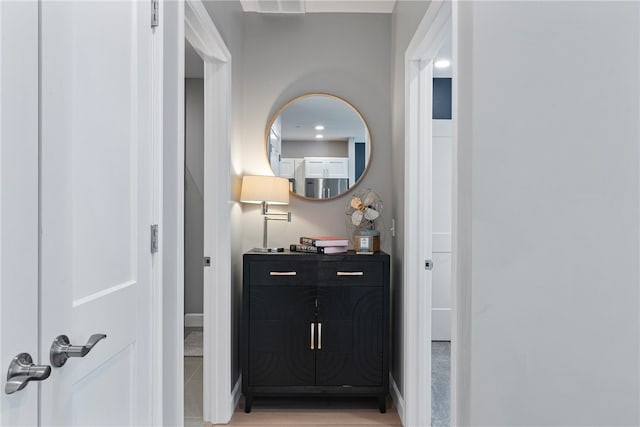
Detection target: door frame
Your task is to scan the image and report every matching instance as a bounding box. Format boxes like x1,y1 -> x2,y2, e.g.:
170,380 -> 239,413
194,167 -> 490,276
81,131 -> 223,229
161,0 -> 235,424
402,1 -> 455,426
186,0 -> 235,423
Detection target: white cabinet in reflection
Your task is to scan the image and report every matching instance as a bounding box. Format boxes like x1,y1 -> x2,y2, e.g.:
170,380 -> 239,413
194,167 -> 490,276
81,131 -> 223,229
279,158 -> 295,178
304,157 -> 348,179
278,158 -> 306,195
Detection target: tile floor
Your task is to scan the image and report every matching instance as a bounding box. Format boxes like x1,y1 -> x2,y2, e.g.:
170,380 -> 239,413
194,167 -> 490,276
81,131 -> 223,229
184,356 -> 204,427
431,341 -> 451,427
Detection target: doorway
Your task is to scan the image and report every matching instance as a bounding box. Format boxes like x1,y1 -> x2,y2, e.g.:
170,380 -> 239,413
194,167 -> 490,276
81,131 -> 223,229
430,36 -> 453,427
184,38 -> 205,427
161,1 -> 234,425
403,1 -> 456,426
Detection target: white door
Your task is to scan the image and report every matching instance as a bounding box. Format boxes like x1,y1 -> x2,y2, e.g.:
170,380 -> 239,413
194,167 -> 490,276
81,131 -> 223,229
0,2 -> 40,425
38,1 -> 155,425
269,126 -> 281,176
432,119 -> 453,341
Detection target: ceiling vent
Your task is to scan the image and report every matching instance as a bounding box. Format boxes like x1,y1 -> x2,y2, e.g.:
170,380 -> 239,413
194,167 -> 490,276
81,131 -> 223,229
240,0 -> 305,14
240,0 -> 397,14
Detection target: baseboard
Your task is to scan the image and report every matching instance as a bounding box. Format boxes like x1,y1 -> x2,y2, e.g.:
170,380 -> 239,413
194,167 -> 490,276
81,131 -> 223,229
230,375 -> 242,414
184,313 -> 203,327
390,374 -> 405,426
207,376 -> 241,424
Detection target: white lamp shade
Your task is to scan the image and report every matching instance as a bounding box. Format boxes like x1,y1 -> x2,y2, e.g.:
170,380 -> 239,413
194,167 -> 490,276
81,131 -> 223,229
240,175 -> 289,205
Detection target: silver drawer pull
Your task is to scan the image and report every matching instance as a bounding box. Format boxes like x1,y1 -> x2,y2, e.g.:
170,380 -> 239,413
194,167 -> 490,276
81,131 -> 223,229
269,271 -> 297,276
310,323 -> 315,350
336,271 -> 363,276
318,322 -> 322,350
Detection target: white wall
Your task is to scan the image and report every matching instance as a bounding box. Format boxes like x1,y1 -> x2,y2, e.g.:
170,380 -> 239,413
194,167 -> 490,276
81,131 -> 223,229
390,0 -> 431,395
184,78 -> 204,318
457,1 -> 639,425
241,13 -> 392,252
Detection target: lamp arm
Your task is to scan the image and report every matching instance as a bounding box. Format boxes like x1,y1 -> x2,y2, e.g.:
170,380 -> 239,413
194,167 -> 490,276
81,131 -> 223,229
262,202 -> 289,216
261,202 -> 292,249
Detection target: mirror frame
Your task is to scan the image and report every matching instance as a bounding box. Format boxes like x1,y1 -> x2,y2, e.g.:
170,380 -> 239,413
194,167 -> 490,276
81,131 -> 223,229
265,93 -> 373,201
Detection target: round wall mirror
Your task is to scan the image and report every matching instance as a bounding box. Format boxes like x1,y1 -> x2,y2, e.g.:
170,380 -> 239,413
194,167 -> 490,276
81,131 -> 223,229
266,94 -> 371,200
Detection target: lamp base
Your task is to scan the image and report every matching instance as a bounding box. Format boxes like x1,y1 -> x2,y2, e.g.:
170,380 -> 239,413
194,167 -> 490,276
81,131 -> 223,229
250,247 -> 285,253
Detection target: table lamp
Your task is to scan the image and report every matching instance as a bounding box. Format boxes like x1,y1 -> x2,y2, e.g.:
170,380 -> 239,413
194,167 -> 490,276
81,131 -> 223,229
240,175 -> 291,252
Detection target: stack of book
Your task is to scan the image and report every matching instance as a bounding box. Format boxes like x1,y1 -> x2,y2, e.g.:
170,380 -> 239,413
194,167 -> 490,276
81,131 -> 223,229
290,236 -> 349,254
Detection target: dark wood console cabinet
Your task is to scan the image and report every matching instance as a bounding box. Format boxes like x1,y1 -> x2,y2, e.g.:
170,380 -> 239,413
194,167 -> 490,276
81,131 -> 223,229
242,251 -> 390,413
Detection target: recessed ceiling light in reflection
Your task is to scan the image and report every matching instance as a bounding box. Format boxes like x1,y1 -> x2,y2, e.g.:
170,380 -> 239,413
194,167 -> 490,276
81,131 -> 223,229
315,134 -> 324,139
315,125 -> 325,130
435,59 -> 451,69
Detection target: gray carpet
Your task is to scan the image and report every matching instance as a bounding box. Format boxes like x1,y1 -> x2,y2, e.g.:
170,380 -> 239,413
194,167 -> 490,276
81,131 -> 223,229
432,341 -> 450,427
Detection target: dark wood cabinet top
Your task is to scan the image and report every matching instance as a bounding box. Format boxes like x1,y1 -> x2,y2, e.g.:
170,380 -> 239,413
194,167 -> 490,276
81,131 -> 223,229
243,250 -> 389,261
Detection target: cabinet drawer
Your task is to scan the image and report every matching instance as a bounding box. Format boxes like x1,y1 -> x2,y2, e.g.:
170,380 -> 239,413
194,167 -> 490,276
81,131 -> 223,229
317,261 -> 383,285
249,261 -> 316,285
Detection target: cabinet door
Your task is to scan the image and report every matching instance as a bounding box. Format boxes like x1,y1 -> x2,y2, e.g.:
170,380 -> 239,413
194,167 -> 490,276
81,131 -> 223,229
326,158 -> 348,178
315,285 -> 383,386
304,158 -> 326,178
304,158 -> 349,179
248,285 -> 316,386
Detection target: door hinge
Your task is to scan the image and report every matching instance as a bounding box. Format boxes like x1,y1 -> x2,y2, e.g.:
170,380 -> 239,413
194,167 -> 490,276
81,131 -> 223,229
150,224 -> 159,254
203,257 -> 211,267
425,260 -> 433,270
151,0 -> 159,28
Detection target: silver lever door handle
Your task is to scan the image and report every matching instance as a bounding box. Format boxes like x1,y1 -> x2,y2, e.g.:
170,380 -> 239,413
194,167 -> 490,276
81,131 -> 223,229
50,334 -> 107,368
5,353 -> 51,395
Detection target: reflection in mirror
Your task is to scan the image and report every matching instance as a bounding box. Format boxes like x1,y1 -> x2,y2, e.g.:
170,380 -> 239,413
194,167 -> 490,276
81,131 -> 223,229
266,94 -> 371,200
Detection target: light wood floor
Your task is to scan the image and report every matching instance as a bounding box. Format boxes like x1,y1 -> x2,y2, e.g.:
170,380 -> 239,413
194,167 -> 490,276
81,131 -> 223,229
221,397 -> 402,426
187,356 -> 401,426
224,411 -> 401,426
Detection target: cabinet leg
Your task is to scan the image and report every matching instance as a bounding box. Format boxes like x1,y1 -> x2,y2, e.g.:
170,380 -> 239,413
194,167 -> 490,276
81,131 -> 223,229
244,395 -> 253,413
378,395 -> 387,413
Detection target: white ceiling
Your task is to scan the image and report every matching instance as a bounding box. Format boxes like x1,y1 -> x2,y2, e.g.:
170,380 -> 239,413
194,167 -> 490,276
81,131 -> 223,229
433,34 -> 452,78
240,0 -> 397,14
281,96 -> 366,141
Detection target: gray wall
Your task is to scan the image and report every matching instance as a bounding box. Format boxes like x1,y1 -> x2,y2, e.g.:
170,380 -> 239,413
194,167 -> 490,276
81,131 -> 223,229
282,140 -> 349,158
390,0 -> 432,395
182,3 -> 640,424
184,78 -> 204,317
201,0 -> 246,388
241,13 -> 392,253
458,1 -> 639,425
203,6 -> 391,390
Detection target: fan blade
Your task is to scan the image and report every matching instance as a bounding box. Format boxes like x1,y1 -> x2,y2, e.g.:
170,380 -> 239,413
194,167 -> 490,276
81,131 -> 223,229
364,208 -> 379,221
350,197 -> 362,209
363,191 -> 376,205
351,210 -> 363,226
